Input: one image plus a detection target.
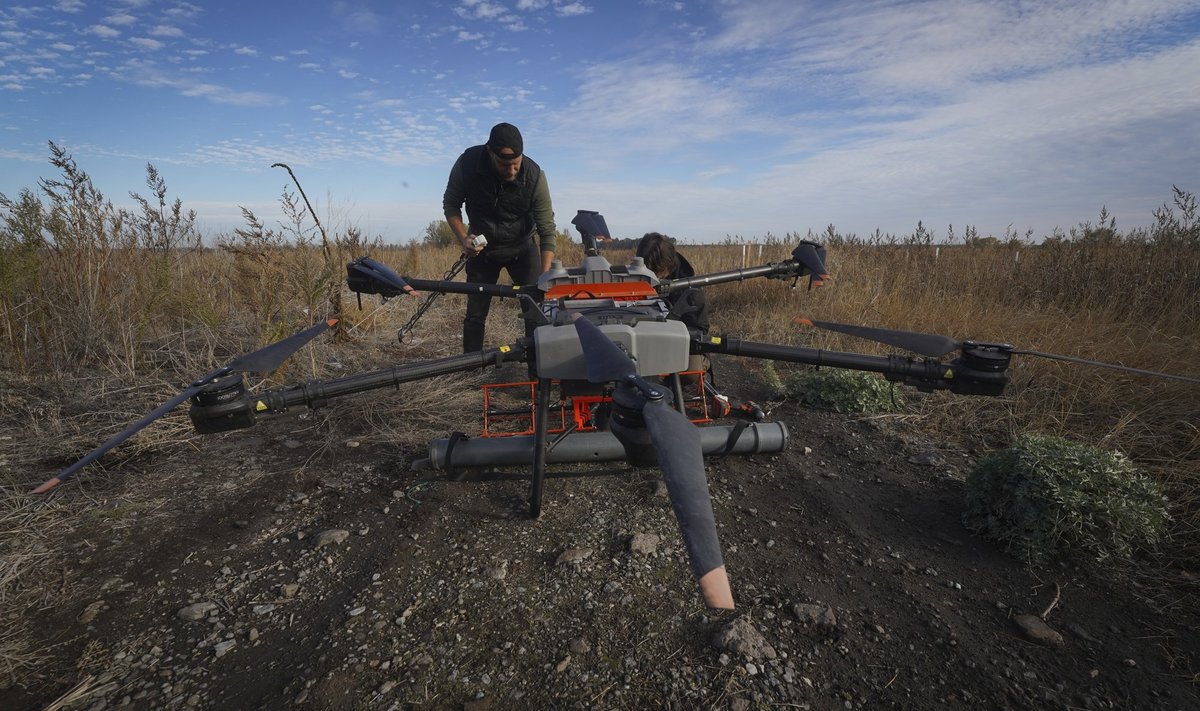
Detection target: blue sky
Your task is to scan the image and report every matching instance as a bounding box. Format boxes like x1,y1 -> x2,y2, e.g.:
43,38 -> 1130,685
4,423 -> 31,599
2,0 -> 1199,244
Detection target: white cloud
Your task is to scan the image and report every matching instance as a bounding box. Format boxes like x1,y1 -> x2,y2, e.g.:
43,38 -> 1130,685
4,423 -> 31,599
49,42 -> 75,51
105,13 -> 138,26
456,1 -> 508,20
531,2 -> 1200,240
54,1 -> 85,13
86,25 -> 121,39
338,68 -> 359,79
149,25 -> 184,38
118,59 -> 286,107
233,46 -> 257,56
333,3 -> 383,34
698,167 -> 737,180
550,60 -> 769,154
456,30 -> 484,42
516,0 -> 549,9
164,3 -> 202,20
178,82 -> 280,107
129,37 -> 164,51
556,2 -> 592,17
711,0 -> 1200,96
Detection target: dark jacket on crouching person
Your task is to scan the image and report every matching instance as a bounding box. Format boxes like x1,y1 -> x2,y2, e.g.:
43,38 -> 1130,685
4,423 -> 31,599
660,253 -> 709,335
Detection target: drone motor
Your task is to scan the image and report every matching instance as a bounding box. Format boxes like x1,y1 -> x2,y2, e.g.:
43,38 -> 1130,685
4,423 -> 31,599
190,374 -> 256,434
944,343 -> 1012,396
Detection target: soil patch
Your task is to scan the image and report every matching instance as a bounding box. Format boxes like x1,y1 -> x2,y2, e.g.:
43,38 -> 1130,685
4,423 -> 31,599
3,361 -> 1197,710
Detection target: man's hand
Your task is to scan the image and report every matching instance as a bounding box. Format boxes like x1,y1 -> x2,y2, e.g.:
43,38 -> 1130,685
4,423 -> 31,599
447,214 -> 480,257
460,236 -> 483,257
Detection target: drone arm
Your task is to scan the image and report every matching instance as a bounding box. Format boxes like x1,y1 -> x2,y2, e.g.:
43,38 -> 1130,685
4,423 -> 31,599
402,278 -> 537,299
658,260 -> 809,294
190,342 -> 530,433
658,262 -> 789,293
696,336 -> 1010,396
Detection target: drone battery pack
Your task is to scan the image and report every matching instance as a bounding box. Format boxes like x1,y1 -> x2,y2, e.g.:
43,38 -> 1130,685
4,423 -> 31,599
534,319 -> 691,381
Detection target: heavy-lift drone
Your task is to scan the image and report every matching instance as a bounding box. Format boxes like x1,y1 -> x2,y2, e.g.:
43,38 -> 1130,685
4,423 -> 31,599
33,210 -> 1198,610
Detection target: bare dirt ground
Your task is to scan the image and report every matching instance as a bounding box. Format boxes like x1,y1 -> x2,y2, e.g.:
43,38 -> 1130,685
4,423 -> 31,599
3,357 -> 1198,711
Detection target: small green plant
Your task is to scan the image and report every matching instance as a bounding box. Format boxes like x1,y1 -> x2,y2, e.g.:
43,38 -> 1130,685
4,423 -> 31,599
782,368 -> 903,413
963,433 -> 1169,564
760,360 -> 785,396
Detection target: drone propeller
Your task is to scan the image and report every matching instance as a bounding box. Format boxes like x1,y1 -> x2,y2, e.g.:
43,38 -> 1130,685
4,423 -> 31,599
796,318 -> 1200,383
571,315 -> 734,609
571,210 -> 610,255
790,241 -> 831,288
347,256 -> 415,299
31,318 -> 338,494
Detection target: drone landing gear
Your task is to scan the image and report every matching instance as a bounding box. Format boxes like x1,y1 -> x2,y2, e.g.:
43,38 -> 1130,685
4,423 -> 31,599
427,376 -> 789,519
529,377 -> 551,518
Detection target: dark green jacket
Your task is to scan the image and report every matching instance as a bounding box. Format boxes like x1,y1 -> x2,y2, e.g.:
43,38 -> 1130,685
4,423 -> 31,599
442,145 -> 557,253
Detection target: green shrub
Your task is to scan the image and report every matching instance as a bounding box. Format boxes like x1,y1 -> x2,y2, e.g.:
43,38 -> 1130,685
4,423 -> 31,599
760,361 -> 785,396
963,433 -> 1169,563
782,368 -> 903,413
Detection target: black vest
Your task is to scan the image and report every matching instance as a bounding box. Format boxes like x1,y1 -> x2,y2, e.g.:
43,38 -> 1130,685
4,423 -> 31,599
460,145 -> 543,247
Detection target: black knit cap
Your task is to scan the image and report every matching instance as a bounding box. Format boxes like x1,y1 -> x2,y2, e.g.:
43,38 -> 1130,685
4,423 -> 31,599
487,122 -> 523,158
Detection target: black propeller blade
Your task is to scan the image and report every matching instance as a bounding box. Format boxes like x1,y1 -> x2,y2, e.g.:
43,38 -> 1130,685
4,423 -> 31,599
796,318 -> 959,358
570,313 -> 637,382
571,315 -> 734,609
797,318 -> 1200,383
32,319 -> 337,494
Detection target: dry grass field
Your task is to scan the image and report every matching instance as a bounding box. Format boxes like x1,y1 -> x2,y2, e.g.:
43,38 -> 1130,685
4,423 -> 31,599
1,153 -> 1197,706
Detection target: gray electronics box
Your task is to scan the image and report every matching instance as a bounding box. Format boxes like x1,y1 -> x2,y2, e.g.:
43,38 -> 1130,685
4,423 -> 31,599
534,319 -> 691,381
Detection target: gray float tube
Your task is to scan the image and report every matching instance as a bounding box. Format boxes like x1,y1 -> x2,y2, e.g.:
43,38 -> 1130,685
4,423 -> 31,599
427,421 -> 788,470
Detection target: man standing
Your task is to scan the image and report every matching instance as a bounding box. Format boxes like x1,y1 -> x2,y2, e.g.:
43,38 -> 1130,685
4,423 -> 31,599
442,122 -> 557,352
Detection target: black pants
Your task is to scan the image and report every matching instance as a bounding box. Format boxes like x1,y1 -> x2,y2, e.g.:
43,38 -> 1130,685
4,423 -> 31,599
463,240 -> 541,353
